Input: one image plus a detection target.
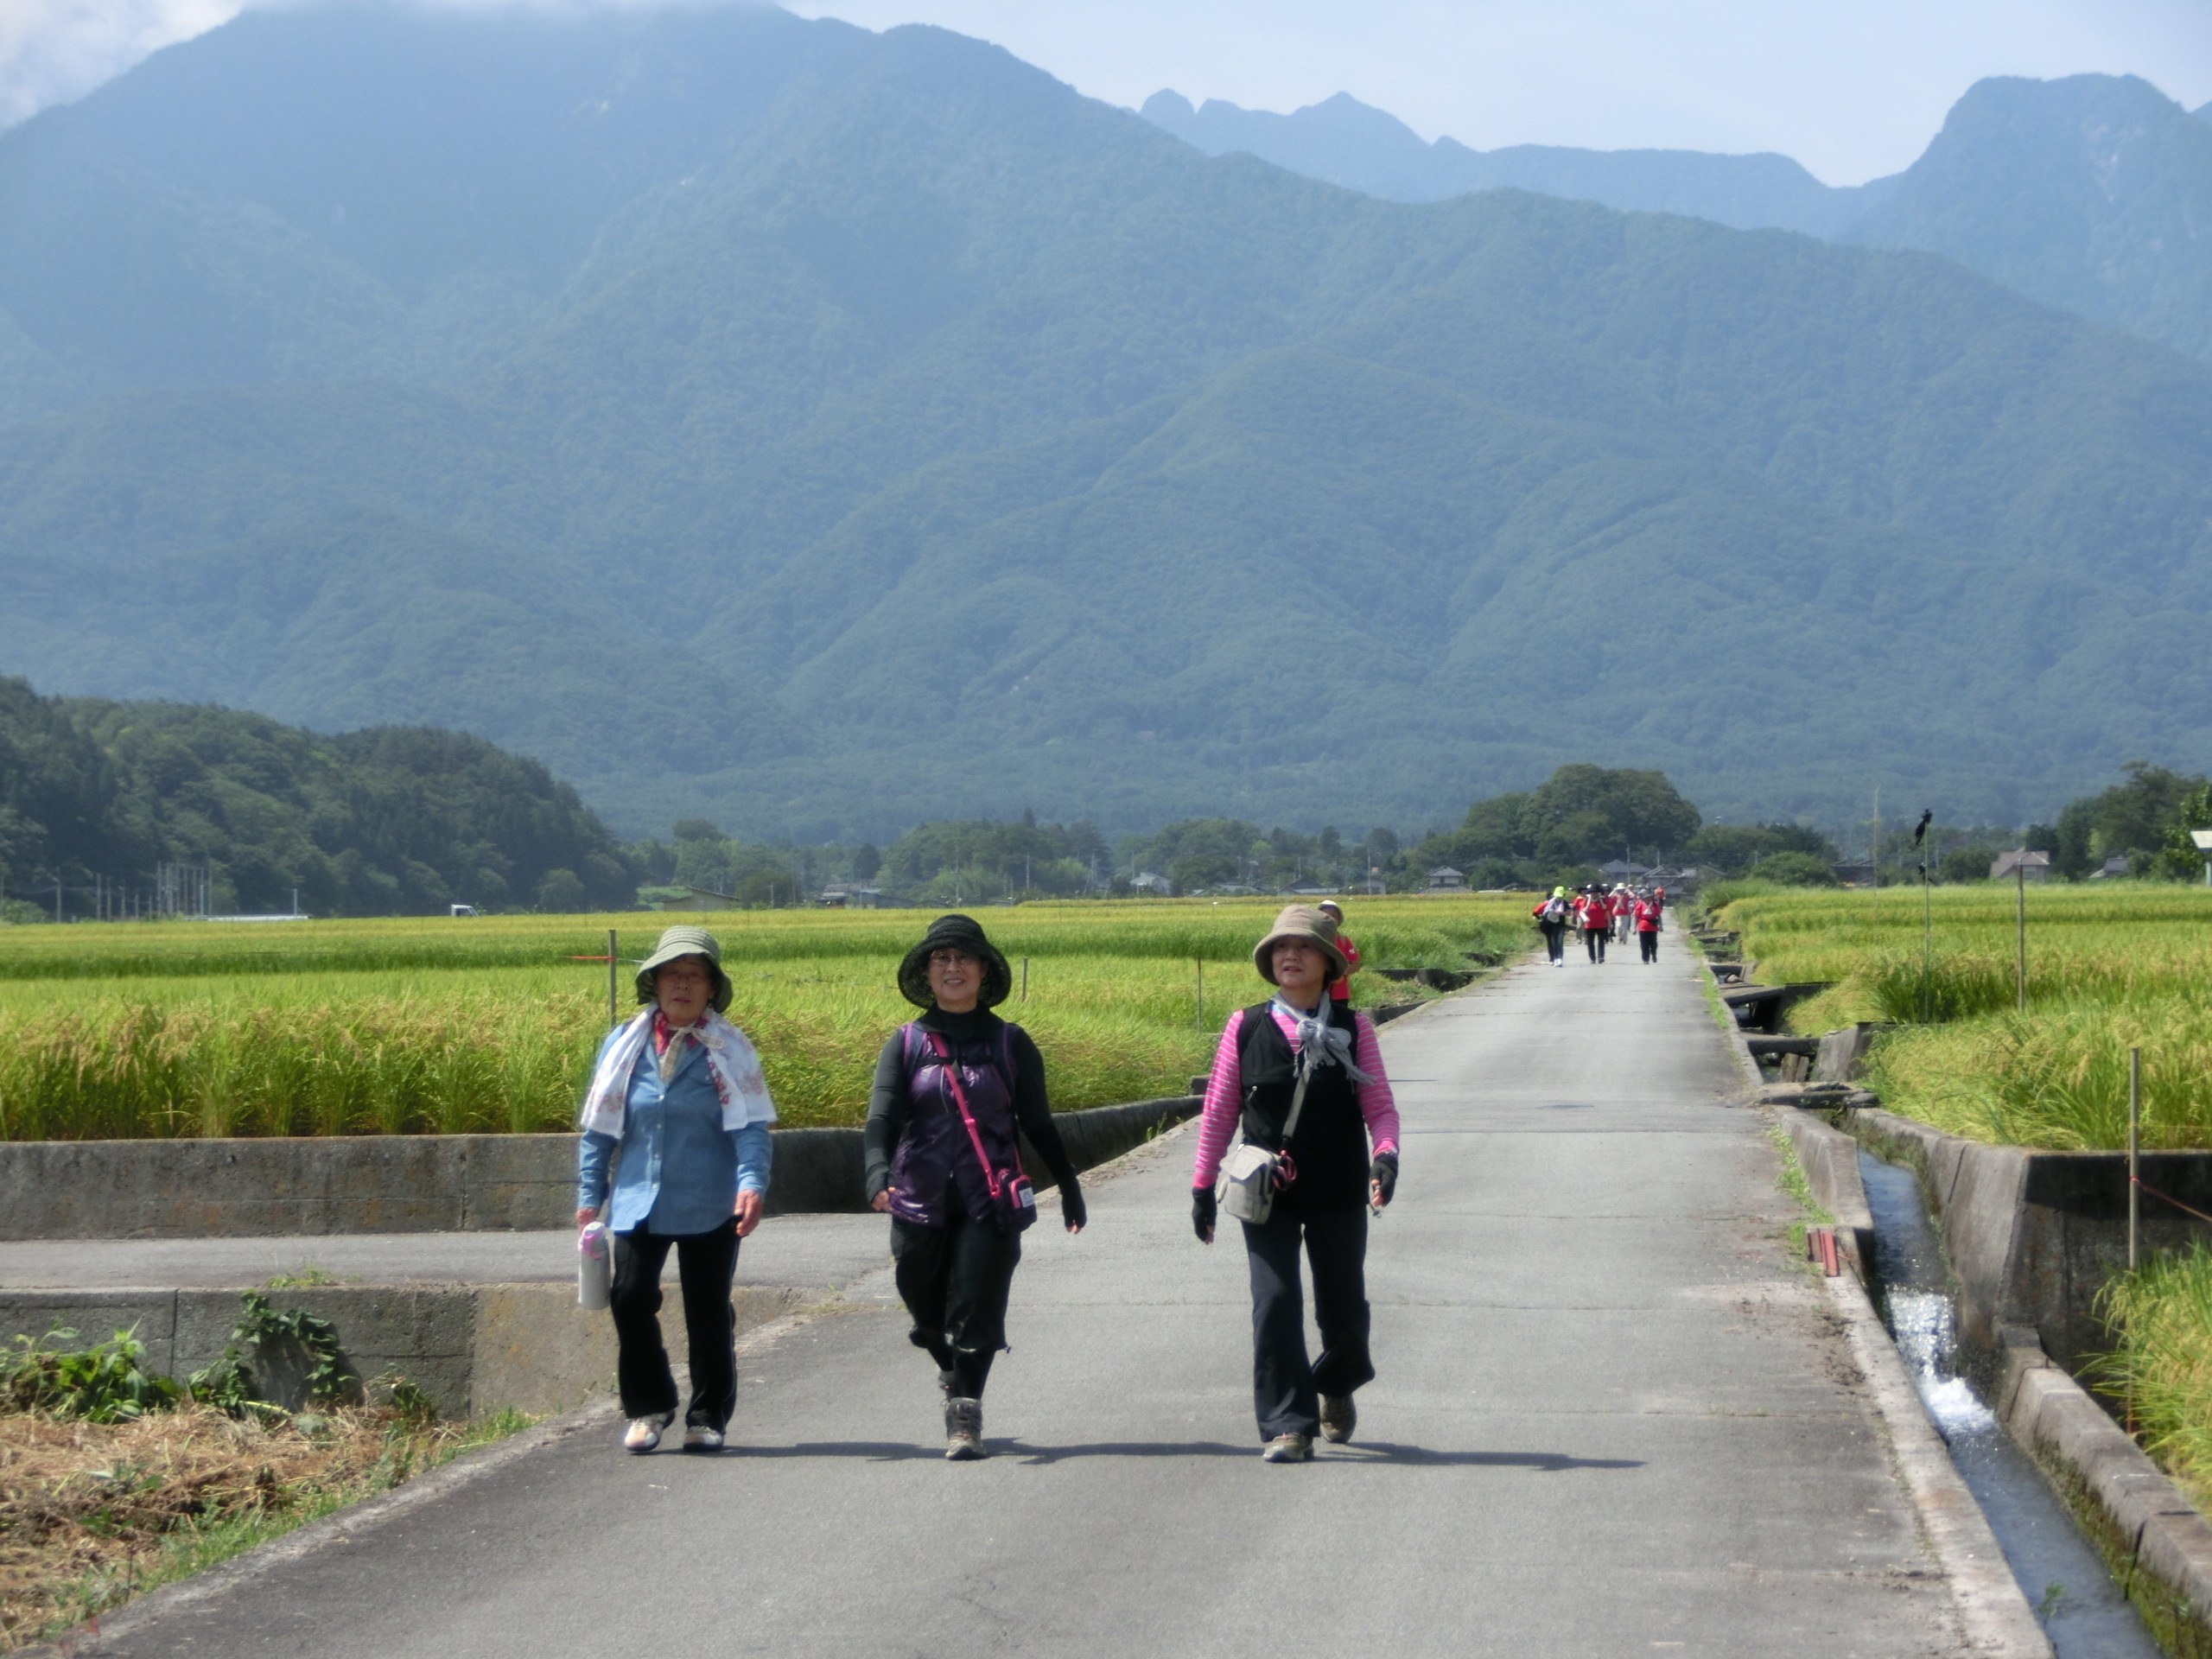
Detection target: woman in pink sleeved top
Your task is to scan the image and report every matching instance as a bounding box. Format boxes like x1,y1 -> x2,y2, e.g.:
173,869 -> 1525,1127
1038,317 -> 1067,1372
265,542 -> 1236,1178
1190,905 -> 1401,1463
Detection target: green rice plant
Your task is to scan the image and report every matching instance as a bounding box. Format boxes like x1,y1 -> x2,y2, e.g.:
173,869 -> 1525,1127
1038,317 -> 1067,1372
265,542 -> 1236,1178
0,898 -> 1527,1139
1864,952 -> 2019,1024
1866,992 -> 2212,1150
2091,1245 -> 2212,1512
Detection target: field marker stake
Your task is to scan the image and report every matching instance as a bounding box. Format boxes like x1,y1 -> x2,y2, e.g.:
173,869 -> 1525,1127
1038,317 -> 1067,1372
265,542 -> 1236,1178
607,929 -> 620,1031
1195,957 -> 1204,1032
1021,957 -> 1029,1002
2128,1046 -> 2141,1274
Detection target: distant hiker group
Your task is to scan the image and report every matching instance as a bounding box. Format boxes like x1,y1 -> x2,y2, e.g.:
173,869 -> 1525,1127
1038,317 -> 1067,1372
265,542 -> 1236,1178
1529,883 -> 1665,966
576,905 -> 1398,1466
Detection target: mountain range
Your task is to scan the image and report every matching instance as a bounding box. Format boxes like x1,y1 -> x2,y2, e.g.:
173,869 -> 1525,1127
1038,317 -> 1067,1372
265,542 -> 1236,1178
0,4 -> 2209,841
1144,75 -> 2212,365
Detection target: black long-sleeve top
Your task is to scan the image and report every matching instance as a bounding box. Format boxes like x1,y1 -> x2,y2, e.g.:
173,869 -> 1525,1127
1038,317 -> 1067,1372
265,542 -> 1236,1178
862,1007 -> 1084,1226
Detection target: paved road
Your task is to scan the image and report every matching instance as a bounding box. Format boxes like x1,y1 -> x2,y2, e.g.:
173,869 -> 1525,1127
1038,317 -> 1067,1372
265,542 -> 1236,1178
89,947 -> 1965,1657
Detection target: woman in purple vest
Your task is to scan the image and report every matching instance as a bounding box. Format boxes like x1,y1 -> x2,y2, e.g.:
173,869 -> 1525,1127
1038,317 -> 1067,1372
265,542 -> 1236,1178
1190,905 -> 1401,1462
864,913 -> 1087,1459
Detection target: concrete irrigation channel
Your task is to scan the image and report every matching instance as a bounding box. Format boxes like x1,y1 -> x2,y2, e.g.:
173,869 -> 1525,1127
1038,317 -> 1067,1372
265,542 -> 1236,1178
13,947 -> 2064,1656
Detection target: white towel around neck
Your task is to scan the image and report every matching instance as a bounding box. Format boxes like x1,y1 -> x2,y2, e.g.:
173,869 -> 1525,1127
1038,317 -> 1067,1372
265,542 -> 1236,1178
579,1007 -> 777,1137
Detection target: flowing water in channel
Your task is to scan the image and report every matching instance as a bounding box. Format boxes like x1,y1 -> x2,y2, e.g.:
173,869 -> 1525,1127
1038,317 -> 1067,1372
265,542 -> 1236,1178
1855,1150 -> 2164,1659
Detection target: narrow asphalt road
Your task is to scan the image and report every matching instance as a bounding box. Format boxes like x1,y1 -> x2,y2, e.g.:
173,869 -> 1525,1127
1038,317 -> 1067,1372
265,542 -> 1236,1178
90,944 -> 1962,1657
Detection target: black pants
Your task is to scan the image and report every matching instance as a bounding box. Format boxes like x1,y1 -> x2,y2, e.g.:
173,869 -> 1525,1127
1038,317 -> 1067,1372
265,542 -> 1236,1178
1584,927 -> 1606,962
1639,931 -> 1659,963
1241,1205 -> 1372,1440
609,1220 -> 740,1430
893,1209 -> 1022,1399
1540,922 -> 1565,963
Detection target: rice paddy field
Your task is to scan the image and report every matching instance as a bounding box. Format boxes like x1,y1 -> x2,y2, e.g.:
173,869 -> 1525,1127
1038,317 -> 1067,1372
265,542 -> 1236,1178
0,899 -> 1529,1141
1707,882 -> 2212,1153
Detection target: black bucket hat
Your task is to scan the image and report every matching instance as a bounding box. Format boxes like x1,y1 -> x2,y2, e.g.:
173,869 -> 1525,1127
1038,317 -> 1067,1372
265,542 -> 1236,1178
897,913 -> 1013,1010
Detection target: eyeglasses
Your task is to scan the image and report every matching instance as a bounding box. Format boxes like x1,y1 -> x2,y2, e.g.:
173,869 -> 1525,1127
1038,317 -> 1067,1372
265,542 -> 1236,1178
928,950 -> 981,969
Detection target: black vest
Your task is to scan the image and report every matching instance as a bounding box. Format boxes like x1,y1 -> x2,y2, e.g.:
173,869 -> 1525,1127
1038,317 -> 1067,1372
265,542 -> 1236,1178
1236,1001 -> 1370,1213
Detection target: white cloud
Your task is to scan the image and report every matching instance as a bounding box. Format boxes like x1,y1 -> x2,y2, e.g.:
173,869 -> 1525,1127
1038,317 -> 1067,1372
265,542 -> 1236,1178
0,0 -> 244,127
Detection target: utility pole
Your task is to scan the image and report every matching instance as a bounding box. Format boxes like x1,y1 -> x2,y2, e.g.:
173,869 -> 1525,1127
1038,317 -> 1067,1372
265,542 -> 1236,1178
1913,810 -> 1933,1021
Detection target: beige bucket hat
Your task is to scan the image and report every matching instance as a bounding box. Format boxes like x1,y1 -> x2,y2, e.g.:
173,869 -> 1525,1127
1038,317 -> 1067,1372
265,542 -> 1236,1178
1251,904 -> 1349,985
634,925 -> 733,1013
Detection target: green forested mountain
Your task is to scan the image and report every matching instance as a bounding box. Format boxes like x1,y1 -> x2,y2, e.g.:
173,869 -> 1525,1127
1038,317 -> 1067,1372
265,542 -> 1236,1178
1840,75 -> 2212,364
0,678 -> 634,916
1139,90 -> 1895,236
1,6 -> 2210,842
1143,75 -> 2212,365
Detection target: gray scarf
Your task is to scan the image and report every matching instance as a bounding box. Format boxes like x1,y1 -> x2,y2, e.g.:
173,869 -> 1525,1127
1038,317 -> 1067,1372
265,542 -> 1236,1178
1269,995 -> 1373,1085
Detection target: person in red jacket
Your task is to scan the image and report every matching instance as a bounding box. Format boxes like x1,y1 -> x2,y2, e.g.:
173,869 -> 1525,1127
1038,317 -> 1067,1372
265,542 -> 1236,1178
1317,900 -> 1361,1002
1576,886 -> 1608,963
1634,893 -> 1663,963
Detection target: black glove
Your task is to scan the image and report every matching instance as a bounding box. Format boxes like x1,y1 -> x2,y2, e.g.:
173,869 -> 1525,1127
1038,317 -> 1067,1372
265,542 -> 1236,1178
1369,1153 -> 1398,1207
1060,1182 -> 1088,1230
1192,1185 -> 1217,1241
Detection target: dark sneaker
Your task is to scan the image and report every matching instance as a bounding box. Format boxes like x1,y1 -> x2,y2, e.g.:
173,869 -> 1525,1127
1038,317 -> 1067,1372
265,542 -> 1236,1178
944,1396 -> 987,1460
1261,1432 -> 1313,1463
1319,1394 -> 1357,1444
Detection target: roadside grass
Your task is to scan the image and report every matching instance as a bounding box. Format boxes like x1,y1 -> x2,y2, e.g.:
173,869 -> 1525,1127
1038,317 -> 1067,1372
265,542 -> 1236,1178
0,898 -> 1528,1139
1765,1119 -> 1834,1268
0,1401 -> 532,1650
1708,886 -> 2212,1151
2090,1247 -> 2212,1519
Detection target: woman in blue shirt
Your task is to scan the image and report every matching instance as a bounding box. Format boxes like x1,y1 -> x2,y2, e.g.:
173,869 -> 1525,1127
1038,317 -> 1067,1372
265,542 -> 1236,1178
577,925 -> 775,1453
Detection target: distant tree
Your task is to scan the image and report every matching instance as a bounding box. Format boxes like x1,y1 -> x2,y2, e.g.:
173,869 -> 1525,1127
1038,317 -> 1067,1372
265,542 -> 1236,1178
2051,762 -> 2207,879
1747,851 -> 1838,887
536,868 -> 587,911
1938,849 -> 1988,884
1407,764 -> 1700,880
2158,782 -> 2212,880
1522,766 -> 1700,862
853,842 -> 882,881
1135,818 -> 1261,893
1687,823 -> 1839,874
671,819 -> 724,843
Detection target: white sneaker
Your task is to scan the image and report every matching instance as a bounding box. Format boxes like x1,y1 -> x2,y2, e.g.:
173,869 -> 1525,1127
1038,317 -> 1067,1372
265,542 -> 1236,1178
623,1412 -> 673,1452
682,1424 -> 724,1453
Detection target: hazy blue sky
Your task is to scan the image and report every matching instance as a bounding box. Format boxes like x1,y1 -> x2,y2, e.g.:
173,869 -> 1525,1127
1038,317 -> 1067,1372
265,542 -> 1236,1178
5,0 -> 2209,181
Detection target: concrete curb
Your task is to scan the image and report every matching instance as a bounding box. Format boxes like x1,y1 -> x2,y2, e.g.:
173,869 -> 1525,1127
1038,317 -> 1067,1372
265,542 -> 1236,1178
0,1096 -> 1202,1240
1820,1272 -> 2055,1656
1773,1103 -> 1873,1278
1817,1101 -> 2212,1650
1681,929 -> 1764,1090
1821,1105 -> 2212,1380
1769,1105 -> 2050,1652
1993,1331 -> 2212,1643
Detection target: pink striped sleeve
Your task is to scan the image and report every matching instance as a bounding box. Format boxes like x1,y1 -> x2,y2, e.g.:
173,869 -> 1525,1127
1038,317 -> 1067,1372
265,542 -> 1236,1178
1352,1012 -> 1400,1156
1191,1010 -> 1246,1190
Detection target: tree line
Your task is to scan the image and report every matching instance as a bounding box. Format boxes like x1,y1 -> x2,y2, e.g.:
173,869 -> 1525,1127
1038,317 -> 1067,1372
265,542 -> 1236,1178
0,679 -> 635,920
11,674 -> 2209,920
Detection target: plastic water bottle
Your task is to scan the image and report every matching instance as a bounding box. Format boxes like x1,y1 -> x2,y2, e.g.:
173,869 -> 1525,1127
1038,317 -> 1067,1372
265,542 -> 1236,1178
577,1222 -> 611,1310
